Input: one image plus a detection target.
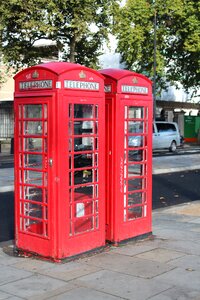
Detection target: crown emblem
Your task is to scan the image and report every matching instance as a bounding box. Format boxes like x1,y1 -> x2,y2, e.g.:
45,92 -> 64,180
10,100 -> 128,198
132,77 -> 138,84
79,70 -> 86,79
32,71 -> 39,79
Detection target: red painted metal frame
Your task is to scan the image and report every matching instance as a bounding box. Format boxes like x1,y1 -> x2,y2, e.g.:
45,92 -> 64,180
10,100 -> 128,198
99,69 -> 153,243
14,62 -> 105,260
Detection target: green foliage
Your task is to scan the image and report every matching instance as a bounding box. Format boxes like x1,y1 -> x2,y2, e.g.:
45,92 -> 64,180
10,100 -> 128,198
114,0 -> 200,93
0,0 -> 116,70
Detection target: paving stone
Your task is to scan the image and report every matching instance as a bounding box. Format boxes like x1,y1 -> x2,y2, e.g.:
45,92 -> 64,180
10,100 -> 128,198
154,227 -> 200,242
148,286 -> 200,300
12,258 -> 57,272
0,290 -> 23,299
156,239 -> 200,256
0,274 -> 72,299
49,286 -> 123,300
74,269 -> 172,300
0,265 -> 33,286
110,240 -> 158,256
153,212 -> 197,223
83,252 -> 175,279
135,248 -> 185,263
39,261 -> 102,281
156,267 -> 200,291
167,254 -> 200,271
153,218 -> 200,232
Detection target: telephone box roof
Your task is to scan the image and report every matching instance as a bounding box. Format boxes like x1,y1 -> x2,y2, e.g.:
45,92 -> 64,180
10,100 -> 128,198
99,68 -> 152,84
14,62 -> 104,79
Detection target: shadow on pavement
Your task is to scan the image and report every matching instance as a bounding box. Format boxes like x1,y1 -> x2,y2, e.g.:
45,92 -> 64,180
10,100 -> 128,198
0,192 -> 14,242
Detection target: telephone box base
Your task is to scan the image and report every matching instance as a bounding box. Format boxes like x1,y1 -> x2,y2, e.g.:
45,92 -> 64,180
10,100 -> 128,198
107,232 -> 153,247
14,245 -> 108,263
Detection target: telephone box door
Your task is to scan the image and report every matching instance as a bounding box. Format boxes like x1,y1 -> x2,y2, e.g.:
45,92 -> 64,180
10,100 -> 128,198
15,97 -> 55,256
59,97 -> 105,256
115,100 -> 152,240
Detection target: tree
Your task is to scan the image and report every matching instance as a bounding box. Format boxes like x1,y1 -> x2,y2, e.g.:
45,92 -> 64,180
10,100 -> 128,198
0,0 -> 117,71
113,0 -> 200,95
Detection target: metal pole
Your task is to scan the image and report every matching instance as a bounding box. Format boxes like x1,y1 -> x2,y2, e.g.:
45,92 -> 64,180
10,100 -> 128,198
153,3 -> 157,120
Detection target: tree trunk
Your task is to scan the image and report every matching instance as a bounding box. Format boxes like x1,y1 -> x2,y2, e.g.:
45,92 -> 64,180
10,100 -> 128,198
69,35 -> 76,63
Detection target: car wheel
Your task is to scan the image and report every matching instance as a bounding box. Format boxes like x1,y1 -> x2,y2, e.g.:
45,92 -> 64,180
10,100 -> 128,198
169,141 -> 177,152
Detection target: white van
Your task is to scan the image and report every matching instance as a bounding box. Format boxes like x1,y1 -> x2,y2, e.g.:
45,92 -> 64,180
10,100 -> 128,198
153,121 -> 181,152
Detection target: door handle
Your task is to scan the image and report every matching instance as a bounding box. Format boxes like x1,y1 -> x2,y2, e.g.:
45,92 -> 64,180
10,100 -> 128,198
49,158 -> 53,167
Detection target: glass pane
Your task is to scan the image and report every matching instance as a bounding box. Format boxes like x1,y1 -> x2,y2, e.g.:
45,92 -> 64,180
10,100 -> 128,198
74,137 -> 94,151
24,187 -> 43,202
74,169 -> 92,185
74,121 -> 94,135
24,202 -> 43,219
128,136 -> 143,147
128,192 -> 143,205
128,107 -> 144,119
24,105 -> 42,119
24,121 -> 43,135
128,206 -> 143,220
74,104 -> 94,119
23,218 -> 44,235
24,154 -> 42,169
128,121 -> 144,133
74,153 -> 93,169
74,186 -> 93,201
128,150 -> 142,162
24,170 -> 43,186
74,217 -> 94,234
128,178 -> 143,191
24,138 -> 43,152
128,164 -> 143,176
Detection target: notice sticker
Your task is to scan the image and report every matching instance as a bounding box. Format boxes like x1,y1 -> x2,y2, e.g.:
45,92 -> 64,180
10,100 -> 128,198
76,203 -> 85,218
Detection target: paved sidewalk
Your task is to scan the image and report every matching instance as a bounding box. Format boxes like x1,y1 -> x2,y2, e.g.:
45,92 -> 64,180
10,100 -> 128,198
1,201 -> 200,299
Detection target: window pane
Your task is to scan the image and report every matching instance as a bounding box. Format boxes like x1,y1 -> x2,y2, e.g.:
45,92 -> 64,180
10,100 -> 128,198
74,137 -> 94,151
74,217 -> 94,234
128,192 -> 143,205
24,187 -> 43,202
128,150 -> 142,162
24,105 -> 42,119
74,186 -> 93,201
128,164 -> 143,176
128,206 -> 143,220
24,154 -> 42,169
24,171 -> 43,186
128,121 -> 144,133
24,121 -> 43,135
74,121 -> 94,135
24,138 -> 43,152
74,153 -> 93,169
24,202 -> 43,219
74,104 -> 94,119
74,170 -> 92,185
128,178 -> 143,191
128,107 -> 144,119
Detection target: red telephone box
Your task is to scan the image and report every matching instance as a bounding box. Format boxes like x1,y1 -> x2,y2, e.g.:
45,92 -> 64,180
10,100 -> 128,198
14,62 -> 105,260
99,69 -> 153,243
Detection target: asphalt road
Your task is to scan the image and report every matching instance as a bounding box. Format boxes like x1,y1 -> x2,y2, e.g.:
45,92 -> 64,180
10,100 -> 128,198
152,169 -> 200,209
1,168 -> 200,242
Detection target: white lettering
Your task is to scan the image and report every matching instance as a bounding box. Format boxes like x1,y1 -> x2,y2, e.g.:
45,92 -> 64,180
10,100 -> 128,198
64,80 -> 99,91
122,85 -> 148,94
19,80 -> 53,90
